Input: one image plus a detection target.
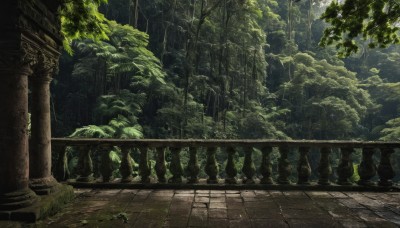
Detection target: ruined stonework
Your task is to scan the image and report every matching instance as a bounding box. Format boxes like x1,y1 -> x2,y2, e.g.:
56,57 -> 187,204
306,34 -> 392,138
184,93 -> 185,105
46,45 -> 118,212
0,0 -> 73,220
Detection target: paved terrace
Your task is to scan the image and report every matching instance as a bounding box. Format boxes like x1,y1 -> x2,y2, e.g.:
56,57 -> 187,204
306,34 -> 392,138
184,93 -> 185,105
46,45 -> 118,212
4,189 -> 399,228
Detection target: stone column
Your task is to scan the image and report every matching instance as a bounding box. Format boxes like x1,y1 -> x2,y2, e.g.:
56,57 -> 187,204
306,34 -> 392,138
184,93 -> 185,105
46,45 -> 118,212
29,52 -> 59,195
0,51 -> 38,210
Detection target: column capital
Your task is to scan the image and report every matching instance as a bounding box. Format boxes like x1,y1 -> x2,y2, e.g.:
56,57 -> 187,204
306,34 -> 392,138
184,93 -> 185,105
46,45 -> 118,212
31,50 -> 59,83
0,41 -> 38,76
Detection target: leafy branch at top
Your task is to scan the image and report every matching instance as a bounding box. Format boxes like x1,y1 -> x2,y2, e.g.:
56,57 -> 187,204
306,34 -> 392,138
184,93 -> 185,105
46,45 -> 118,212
60,0 -> 110,54
320,0 -> 400,57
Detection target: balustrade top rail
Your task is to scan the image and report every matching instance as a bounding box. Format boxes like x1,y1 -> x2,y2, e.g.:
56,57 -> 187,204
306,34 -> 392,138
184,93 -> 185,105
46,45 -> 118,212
52,138 -> 400,148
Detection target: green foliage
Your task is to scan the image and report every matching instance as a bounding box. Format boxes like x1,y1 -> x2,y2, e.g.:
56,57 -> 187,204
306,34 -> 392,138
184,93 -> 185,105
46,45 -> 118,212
380,118 -> 400,141
60,0 -> 110,54
277,52 -> 374,139
320,0 -> 400,57
69,125 -> 114,138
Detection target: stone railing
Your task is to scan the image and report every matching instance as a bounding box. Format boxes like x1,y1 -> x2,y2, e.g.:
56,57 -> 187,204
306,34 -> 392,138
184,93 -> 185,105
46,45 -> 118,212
52,139 -> 399,190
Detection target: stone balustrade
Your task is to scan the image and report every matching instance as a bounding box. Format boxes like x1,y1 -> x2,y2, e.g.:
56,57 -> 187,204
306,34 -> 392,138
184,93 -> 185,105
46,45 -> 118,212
52,139 -> 399,190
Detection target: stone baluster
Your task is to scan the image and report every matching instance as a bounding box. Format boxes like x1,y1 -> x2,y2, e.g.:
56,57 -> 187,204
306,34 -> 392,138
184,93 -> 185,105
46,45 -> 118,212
55,145 -> 70,181
357,147 -> 377,186
242,147 -> 256,184
205,147 -> 219,184
169,147 -> 183,183
139,146 -> 151,183
0,49 -> 38,209
99,145 -> 114,182
318,147 -> 332,185
155,147 -> 167,183
225,147 -> 238,184
260,146 -> 274,184
378,148 -> 395,186
186,147 -> 200,184
119,146 -> 134,183
297,147 -> 311,185
76,145 -> 94,182
337,147 -> 354,185
277,146 -> 292,184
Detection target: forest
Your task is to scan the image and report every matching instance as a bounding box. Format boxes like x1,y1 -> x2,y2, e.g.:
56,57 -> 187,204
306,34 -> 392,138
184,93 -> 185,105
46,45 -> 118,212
50,0 -> 400,181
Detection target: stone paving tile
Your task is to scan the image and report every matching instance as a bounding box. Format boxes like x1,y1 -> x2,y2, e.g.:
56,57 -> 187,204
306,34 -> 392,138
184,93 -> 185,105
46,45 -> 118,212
164,217 -> 189,227
306,191 -> 333,198
226,190 -> 240,194
241,190 -> 256,196
244,201 -> 276,208
282,208 -> 331,219
367,221 -> 399,228
22,189 -> 400,228
196,193 -> 210,197
188,208 -> 208,227
134,218 -> 165,227
246,208 -> 284,219
208,209 -> 227,219
287,219 -> 341,228
229,219 -> 252,228
386,204 -> 400,215
268,190 -> 284,197
176,190 -> 195,194
173,195 -> 194,202
227,209 -> 249,220
251,219 -> 288,228
226,193 -> 241,198
254,190 -> 270,196
193,202 -> 208,208
226,202 -> 244,210
207,218 -> 229,228
209,202 -> 227,209
275,199 -> 315,210
338,198 -> 367,209
282,191 -> 309,198
242,197 -> 259,202
210,190 -> 225,193
195,196 -> 210,203
353,208 -> 392,223
117,189 -> 138,197
210,193 -> 225,198
169,205 -> 192,217
338,219 -> 368,228
375,211 -> 400,225
210,197 -> 226,203
226,197 -> 243,203
176,193 -> 196,197
329,191 -> 350,198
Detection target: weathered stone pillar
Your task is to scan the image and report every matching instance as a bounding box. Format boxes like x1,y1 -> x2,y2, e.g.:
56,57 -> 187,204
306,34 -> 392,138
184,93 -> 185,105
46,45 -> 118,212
29,53 -> 59,195
0,51 -> 38,210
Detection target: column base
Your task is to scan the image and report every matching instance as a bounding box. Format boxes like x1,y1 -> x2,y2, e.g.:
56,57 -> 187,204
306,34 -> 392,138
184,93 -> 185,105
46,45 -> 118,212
29,176 -> 59,195
0,185 -> 74,222
0,189 -> 38,211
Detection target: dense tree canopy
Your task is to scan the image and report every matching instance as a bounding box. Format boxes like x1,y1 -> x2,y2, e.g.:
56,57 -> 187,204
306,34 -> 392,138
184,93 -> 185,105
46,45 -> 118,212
320,0 -> 400,57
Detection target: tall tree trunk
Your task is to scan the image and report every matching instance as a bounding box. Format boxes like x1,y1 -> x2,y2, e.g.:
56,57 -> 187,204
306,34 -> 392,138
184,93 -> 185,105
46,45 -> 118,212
129,0 -> 139,28
306,0 -> 313,49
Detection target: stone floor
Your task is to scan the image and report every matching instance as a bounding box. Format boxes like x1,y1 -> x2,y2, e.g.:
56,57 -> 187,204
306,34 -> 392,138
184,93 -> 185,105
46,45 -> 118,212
3,189 -> 400,227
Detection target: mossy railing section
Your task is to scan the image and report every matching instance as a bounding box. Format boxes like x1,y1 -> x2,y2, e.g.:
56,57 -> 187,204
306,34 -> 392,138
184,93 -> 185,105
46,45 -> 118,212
52,139 -> 399,190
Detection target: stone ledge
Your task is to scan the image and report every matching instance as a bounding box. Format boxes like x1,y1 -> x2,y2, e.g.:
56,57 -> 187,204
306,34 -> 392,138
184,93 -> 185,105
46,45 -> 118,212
66,178 -> 400,192
0,184 -> 74,222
